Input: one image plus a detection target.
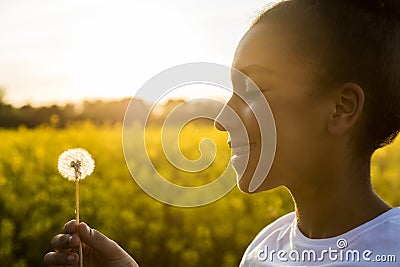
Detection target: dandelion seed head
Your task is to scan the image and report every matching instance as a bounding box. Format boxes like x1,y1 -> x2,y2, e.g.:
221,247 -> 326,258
58,148 -> 95,181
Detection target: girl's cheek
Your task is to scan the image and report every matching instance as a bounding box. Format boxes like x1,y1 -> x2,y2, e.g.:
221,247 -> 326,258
233,94 -> 277,193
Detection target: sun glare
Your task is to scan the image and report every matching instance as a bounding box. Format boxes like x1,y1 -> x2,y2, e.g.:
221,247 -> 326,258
0,0 -> 270,107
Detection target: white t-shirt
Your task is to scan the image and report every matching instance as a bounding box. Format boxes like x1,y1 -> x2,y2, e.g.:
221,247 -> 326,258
240,208 -> 400,266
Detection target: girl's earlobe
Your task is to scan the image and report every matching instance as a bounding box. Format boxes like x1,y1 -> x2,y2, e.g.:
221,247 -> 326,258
326,83 -> 365,135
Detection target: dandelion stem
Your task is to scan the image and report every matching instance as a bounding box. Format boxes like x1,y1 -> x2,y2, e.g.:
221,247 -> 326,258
76,177 -> 79,224
79,241 -> 83,267
75,170 -> 83,267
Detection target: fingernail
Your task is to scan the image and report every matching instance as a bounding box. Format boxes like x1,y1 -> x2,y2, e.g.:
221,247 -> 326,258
67,254 -> 76,263
87,225 -> 95,237
68,235 -> 73,245
82,223 -> 91,235
78,222 -> 88,237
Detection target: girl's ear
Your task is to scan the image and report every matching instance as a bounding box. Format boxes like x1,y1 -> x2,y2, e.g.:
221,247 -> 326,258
326,83 -> 365,135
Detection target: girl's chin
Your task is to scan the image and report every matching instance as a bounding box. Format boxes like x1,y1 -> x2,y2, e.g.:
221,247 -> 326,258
236,179 -> 253,193
235,169 -> 279,193
231,153 -> 258,193
230,153 -> 250,177
231,151 -> 279,193
235,170 -> 256,193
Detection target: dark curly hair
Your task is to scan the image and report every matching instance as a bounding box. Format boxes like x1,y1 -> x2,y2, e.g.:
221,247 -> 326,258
253,0 -> 400,154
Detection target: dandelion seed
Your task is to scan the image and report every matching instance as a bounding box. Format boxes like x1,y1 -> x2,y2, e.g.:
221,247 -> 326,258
58,148 -> 95,181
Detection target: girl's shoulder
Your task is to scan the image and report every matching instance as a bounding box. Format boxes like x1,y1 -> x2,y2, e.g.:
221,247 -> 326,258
348,207 -> 400,249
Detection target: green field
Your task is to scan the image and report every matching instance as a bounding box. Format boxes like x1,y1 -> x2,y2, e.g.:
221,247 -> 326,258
0,122 -> 399,266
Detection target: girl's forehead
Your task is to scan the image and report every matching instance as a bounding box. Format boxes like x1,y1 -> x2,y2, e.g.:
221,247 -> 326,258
233,24 -> 292,74
231,23 -> 319,89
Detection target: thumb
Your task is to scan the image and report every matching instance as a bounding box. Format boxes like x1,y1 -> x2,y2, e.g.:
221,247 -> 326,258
78,222 -> 119,256
78,222 -> 139,266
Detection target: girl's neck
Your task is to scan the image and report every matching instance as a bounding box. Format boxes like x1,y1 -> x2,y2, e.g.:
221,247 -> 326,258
287,160 -> 391,239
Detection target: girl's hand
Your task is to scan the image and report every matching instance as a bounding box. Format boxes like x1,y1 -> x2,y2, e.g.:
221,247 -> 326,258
44,220 -> 139,267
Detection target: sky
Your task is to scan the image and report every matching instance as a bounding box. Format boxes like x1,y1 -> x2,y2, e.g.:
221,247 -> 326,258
0,0 -> 275,107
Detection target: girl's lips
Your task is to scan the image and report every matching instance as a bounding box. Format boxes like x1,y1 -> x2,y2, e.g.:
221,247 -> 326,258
230,142 -> 256,156
227,134 -> 255,154
232,145 -> 251,155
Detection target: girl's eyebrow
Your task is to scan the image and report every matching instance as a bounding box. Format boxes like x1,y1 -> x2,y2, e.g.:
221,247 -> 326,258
239,64 -> 274,76
231,64 -> 274,82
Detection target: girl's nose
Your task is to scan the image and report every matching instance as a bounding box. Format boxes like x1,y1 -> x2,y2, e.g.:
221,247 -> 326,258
214,104 -> 232,132
214,120 -> 226,131
214,103 -> 240,132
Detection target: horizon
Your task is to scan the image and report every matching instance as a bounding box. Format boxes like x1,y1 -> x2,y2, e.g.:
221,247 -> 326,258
0,91 -> 230,109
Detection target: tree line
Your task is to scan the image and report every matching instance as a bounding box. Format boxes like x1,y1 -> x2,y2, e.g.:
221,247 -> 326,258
0,92 -> 222,128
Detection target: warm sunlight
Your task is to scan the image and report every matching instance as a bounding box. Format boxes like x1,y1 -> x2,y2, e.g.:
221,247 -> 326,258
0,0 -> 272,107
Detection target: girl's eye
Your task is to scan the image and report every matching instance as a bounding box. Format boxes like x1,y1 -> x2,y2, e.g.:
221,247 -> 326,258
244,79 -> 261,99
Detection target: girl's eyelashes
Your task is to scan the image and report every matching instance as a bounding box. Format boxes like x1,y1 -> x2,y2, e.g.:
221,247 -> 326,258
244,79 -> 263,99
245,79 -> 257,91
231,80 -> 246,95
231,77 -> 266,100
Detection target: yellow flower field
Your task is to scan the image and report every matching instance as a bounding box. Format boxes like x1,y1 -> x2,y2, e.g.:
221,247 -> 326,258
0,122 -> 399,266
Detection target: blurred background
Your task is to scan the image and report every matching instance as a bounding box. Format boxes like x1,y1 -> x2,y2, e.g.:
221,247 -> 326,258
0,0 -> 272,106
1,1 -> 400,266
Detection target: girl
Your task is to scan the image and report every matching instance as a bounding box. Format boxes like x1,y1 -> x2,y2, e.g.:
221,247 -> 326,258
44,0 -> 400,266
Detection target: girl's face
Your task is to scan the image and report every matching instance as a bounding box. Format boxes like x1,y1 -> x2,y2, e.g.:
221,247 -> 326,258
216,23 -> 334,193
